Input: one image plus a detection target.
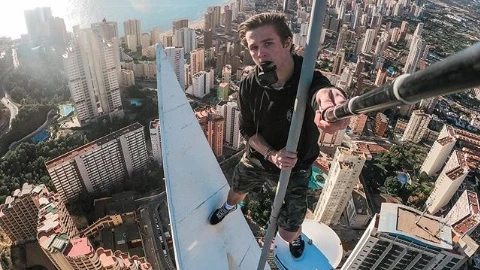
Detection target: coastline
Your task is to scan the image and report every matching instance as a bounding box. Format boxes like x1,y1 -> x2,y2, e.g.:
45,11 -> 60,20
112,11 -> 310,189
159,18 -> 205,36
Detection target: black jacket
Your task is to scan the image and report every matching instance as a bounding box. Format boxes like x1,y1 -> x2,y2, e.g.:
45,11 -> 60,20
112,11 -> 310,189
238,54 -> 333,173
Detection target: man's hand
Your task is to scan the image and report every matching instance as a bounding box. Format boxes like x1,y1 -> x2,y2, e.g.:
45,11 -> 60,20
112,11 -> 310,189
270,149 -> 297,170
314,87 -> 349,134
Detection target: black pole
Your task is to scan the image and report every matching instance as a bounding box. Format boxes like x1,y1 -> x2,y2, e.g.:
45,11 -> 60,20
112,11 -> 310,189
323,42 -> 480,122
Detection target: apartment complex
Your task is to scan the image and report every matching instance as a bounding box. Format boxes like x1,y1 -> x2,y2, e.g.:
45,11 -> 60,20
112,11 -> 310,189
0,183 -> 49,243
349,114 -> 368,135
195,108 -> 224,157
342,203 -> 467,270
91,19 -> 118,41
402,110 -> 432,144
445,190 -> 480,241
216,101 -> 243,150
314,147 -> 366,225
318,128 -> 346,155
63,28 -> 123,126
426,150 -> 470,214
150,119 -> 163,165
375,112 -> 388,137
164,46 -> 186,90
46,123 -> 148,202
421,126 -> 457,176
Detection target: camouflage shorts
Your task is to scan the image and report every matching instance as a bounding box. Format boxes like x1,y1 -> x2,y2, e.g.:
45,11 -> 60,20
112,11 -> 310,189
232,155 -> 311,232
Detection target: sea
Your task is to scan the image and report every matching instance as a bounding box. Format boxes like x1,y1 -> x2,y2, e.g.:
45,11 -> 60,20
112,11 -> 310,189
0,0 -> 230,39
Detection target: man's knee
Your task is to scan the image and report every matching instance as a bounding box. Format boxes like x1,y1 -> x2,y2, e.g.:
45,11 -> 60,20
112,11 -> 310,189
278,227 -> 301,243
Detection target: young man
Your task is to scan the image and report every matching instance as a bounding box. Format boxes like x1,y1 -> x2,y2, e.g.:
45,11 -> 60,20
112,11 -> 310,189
209,13 -> 349,259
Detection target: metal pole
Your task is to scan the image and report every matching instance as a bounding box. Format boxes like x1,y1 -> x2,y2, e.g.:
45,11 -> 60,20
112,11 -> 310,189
283,0 -> 289,12
322,42 -> 480,122
257,1 -> 327,269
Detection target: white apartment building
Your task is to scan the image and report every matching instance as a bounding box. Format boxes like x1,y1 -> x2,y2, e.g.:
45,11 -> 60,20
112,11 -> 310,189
173,28 -> 196,54
46,123 -> 148,202
216,101 -> 243,150
420,126 -> 456,176
164,47 -> 186,90
121,69 -> 135,86
191,70 -> 214,98
345,189 -> 372,229
402,110 -> 432,144
190,48 -> 205,76
342,203 -> 468,270
124,19 -> 141,44
314,147 -> 366,225
63,29 -> 123,126
150,119 -> 163,165
361,29 -> 376,53
426,150 -> 470,214
445,190 -> 480,241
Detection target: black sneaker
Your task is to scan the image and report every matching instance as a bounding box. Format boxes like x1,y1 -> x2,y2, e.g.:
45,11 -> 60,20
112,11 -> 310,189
209,204 -> 237,225
289,235 -> 305,260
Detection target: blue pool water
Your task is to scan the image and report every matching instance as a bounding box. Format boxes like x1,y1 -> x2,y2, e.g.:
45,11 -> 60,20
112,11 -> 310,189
309,165 -> 327,190
60,105 -> 75,116
32,130 -> 50,143
130,99 -> 143,106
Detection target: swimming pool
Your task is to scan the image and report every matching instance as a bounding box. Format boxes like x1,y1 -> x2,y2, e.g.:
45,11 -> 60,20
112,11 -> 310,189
309,165 -> 327,190
59,105 -> 75,116
32,130 -> 50,143
129,99 -> 143,106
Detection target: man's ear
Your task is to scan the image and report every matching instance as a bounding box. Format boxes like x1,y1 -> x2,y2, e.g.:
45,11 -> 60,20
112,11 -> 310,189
283,37 -> 292,48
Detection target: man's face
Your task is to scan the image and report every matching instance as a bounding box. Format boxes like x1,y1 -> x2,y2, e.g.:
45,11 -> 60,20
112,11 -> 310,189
245,25 -> 291,67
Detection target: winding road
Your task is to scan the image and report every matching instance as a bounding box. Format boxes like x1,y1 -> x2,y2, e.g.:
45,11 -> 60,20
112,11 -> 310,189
0,66 -> 18,130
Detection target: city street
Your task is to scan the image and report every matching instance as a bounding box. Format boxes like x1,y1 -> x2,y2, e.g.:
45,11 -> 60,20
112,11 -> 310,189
0,66 -> 18,130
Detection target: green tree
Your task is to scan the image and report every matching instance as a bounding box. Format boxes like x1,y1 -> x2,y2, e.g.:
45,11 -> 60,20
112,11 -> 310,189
384,176 -> 402,196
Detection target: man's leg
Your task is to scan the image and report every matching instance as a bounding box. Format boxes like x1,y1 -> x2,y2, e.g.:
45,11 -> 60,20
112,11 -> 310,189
277,169 -> 311,259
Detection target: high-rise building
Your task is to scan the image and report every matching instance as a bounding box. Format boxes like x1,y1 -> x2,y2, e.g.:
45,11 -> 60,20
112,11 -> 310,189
24,7 -> 52,44
121,69 -> 135,86
217,82 -> 229,101
375,68 -> 387,86
361,29 -> 376,53
164,47 -> 186,90
63,29 -> 123,126
173,28 -> 197,54
216,101 -> 243,150
404,36 -> 424,73
374,113 -> 388,137
346,189 -> 372,229
124,19 -> 141,45
421,126 -> 456,176
45,123 -> 148,202
195,108 -> 224,157
91,19 -> 118,41
191,70 -> 214,98
426,150 -> 470,214
172,18 -> 189,33
445,190 -> 480,242
342,203 -> 468,270
222,64 -> 232,83
49,17 -> 69,46
224,6 -> 233,35
332,49 -> 345,75
374,31 -> 389,57
190,48 -> 205,76
204,30 -> 213,49
336,24 -> 348,52
150,27 -> 161,45
141,33 -> 151,48
402,110 -> 432,144
314,147 -> 367,225
349,114 -> 368,135
318,128 -> 346,155
150,119 -> 163,165
0,184 -> 49,242
126,34 -> 138,52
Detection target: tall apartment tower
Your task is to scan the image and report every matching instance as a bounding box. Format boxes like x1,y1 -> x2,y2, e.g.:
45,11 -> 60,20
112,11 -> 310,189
361,29 -> 376,53
45,123 -> 148,202
124,19 -> 141,45
173,28 -> 197,54
216,101 -> 243,150
332,49 -> 345,75
164,47 -> 186,90
195,108 -> 224,157
190,48 -> 205,76
403,36 -> 424,74
150,119 -> 163,165
314,147 -> 366,225
191,70 -> 214,98
63,29 -> 123,126
172,18 -> 189,33
224,6 -> 233,35
342,203 -> 468,270
24,7 -> 53,44
426,150 -> 470,214
420,126 -> 457,176
402,110 -> 432,144
445,190 -> 480,242
0,184 -> 49,242
374,112 -> 388,137
349,114 -> 368,135
336,24 -> 348,52
91,19 -> 118,41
